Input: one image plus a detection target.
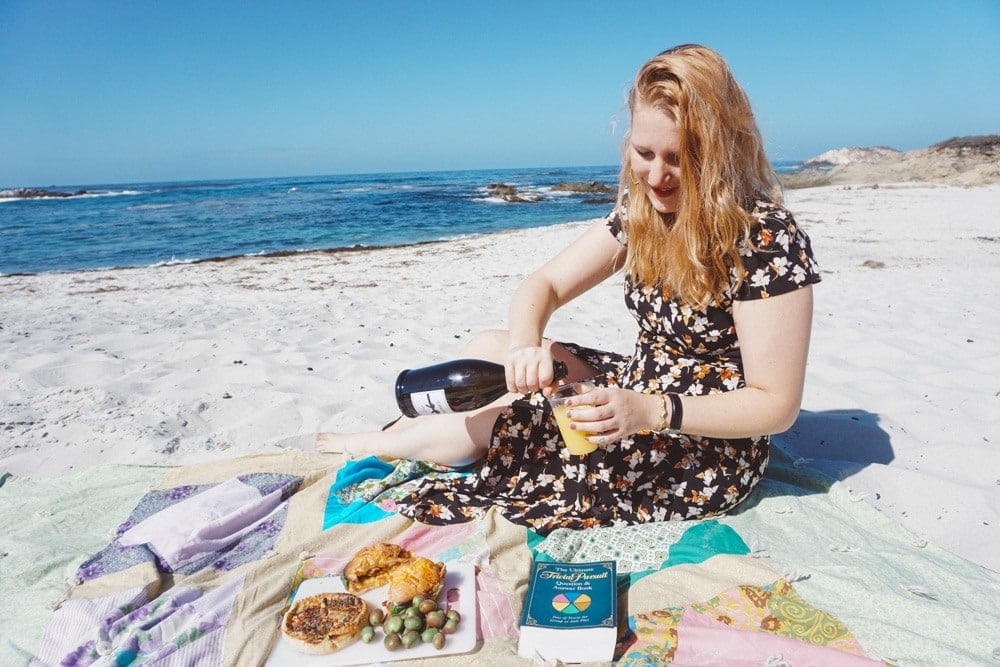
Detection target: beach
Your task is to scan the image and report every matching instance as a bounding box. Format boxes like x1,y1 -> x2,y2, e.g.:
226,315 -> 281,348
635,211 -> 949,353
1,182 -> 998,576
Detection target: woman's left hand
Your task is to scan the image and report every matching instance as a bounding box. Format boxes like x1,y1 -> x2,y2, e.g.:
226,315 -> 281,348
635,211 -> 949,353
564,386 -> 661,446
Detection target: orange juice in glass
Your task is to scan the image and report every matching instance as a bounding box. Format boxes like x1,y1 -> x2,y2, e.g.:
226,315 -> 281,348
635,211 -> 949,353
548,382 -> 598,455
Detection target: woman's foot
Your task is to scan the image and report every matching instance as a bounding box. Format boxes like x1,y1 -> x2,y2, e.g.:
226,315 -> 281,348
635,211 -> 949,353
315,416 -> 403,458
315,432 -> 356,457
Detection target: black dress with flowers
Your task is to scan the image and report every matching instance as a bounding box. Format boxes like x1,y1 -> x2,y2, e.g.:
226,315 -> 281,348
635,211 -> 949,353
395,200 -> 821,534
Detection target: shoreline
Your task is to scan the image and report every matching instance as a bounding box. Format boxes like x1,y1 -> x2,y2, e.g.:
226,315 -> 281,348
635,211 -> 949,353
6,136 -> 998,277
1,183 -> 998,573
0,234 -> 511,279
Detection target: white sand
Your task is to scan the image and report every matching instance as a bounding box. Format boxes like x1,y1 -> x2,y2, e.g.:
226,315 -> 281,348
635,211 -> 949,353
1,183 -> 997,573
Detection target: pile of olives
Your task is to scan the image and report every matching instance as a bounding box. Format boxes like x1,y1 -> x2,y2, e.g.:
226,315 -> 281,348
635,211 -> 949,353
360,595 -> 462,652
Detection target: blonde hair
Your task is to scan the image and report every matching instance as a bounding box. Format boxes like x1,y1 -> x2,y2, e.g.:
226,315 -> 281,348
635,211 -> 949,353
618,44 -> 782,307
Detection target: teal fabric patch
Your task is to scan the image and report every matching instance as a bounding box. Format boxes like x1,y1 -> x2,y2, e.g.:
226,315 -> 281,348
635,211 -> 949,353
115,649 -> 138,665
528,519 -> 749,585
322,457 -> 475,530
322,456 -> 397,529
526,528 -> 546,558
660,519 -> 750,568
625,520 -> 749,585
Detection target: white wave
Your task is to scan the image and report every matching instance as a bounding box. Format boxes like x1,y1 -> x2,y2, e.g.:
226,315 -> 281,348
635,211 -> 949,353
84,190 -> 143,198
150,256 -> 198,268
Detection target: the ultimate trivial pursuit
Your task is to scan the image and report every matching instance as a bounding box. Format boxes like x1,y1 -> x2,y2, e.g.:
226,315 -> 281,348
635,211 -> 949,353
517,560 -> 618,663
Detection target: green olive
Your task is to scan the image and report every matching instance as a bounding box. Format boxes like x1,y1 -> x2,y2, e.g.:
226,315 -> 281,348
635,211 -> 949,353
383,632 -> 402,651
418,598 -> 438,614
432,631 -> 446,650
369,608 -> 384,626
442,618 -> 459,635
360,625 -> 376,643
410,595 -> 424,609
384,615 -> 404,634
425,609 -> 446,629
421,627 -> 439,643
401,629 -> 421,648
403,615 -> 425,631
446,609 -> 462,623
405,606 -> 421,618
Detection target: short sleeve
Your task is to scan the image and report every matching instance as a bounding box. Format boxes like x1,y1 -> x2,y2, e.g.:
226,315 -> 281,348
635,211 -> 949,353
734,202 -> 821,300
605,197 -> 628,246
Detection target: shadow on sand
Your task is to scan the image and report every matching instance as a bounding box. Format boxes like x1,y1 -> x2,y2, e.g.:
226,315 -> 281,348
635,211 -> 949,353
738,408 -> 894,509
778,408 -> 894,467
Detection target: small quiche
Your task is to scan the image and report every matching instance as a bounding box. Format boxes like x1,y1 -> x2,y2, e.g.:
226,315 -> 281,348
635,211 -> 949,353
281,592 -> 369,655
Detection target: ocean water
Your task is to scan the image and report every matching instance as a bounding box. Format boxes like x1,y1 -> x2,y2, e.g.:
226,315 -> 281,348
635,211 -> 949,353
0,162 -> 802,276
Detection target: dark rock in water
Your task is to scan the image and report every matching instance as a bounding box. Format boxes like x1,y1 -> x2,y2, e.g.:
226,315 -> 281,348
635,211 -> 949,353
486,182 -> 538,203
485,179 -> 615,203
551,180 -> 615,194
0,187 -> 87,199
487,183 -> 517,197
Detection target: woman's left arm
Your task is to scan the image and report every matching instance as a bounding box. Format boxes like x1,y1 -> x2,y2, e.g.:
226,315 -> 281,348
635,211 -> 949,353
678,285 -> 814,437
563,285 -> 814,442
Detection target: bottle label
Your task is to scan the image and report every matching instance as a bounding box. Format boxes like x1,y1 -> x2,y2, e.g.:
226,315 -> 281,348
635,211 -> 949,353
408,389 -> 455,416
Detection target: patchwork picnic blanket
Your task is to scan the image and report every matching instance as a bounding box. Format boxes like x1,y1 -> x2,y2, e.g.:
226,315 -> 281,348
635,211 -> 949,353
2,445 -> 998,666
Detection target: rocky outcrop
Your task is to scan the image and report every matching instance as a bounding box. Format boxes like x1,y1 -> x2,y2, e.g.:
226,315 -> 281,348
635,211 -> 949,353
486,180 -> 616,204
780,135 -> 1000,189
552,180 -> 615,204
931,135 -> 1000,151
0,187 -> 87,199
800,146 -> 901,168
487,183 -> 539,203
551,180 -> 615,194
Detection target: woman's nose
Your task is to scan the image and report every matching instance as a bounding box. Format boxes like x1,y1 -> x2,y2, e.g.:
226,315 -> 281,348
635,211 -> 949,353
648,161 -> 670,186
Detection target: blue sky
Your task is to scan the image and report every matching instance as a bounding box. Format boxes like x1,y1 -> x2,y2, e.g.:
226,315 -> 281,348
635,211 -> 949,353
1,0 -> 997,186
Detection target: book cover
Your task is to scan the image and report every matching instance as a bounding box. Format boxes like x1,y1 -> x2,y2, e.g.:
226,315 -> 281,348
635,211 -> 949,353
517,560 -> 618,663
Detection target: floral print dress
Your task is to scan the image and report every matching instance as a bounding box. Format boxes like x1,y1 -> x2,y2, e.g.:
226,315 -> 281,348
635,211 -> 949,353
395,200 -> 821,535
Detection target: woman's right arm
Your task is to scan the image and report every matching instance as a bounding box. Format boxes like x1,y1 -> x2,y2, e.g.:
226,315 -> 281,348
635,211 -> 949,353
504,219 -> 625,393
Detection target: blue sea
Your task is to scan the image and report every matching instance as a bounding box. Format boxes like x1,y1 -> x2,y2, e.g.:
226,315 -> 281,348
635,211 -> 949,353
1,162 -> 802,276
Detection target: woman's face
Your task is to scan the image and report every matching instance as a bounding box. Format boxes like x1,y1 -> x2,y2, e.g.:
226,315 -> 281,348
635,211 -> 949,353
629,103 -> 682,214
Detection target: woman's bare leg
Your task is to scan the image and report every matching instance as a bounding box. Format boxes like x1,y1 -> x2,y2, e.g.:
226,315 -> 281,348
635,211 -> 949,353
315,404 -> 506,466
314,329 -> 598,466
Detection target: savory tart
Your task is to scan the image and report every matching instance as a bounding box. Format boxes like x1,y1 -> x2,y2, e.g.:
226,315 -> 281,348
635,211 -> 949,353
342,542 -> 414,594
281,591 -> 369,655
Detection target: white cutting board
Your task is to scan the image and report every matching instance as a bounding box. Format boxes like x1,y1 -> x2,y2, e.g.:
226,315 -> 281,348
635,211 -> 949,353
266,562 -> 477,665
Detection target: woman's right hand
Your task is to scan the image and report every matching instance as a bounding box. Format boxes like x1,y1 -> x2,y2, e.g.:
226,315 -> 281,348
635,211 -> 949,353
504,344 -> 559,395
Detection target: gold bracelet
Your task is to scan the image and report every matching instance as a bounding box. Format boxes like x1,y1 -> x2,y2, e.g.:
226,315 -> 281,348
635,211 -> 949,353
655,394 -> 670,431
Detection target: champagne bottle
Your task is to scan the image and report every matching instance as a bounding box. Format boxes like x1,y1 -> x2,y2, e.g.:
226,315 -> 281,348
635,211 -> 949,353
395,358 -> 568,418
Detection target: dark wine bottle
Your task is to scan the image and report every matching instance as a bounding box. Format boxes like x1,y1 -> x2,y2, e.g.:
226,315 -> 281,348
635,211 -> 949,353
395,358 -> 568,418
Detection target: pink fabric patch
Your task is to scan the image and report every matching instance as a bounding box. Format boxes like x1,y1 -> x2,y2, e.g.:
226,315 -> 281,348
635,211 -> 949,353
672,609 -> 884,666
296,521 -> 520,641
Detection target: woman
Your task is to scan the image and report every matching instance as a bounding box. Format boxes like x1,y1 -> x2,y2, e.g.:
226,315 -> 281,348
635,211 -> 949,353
317,44 -> 820,533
